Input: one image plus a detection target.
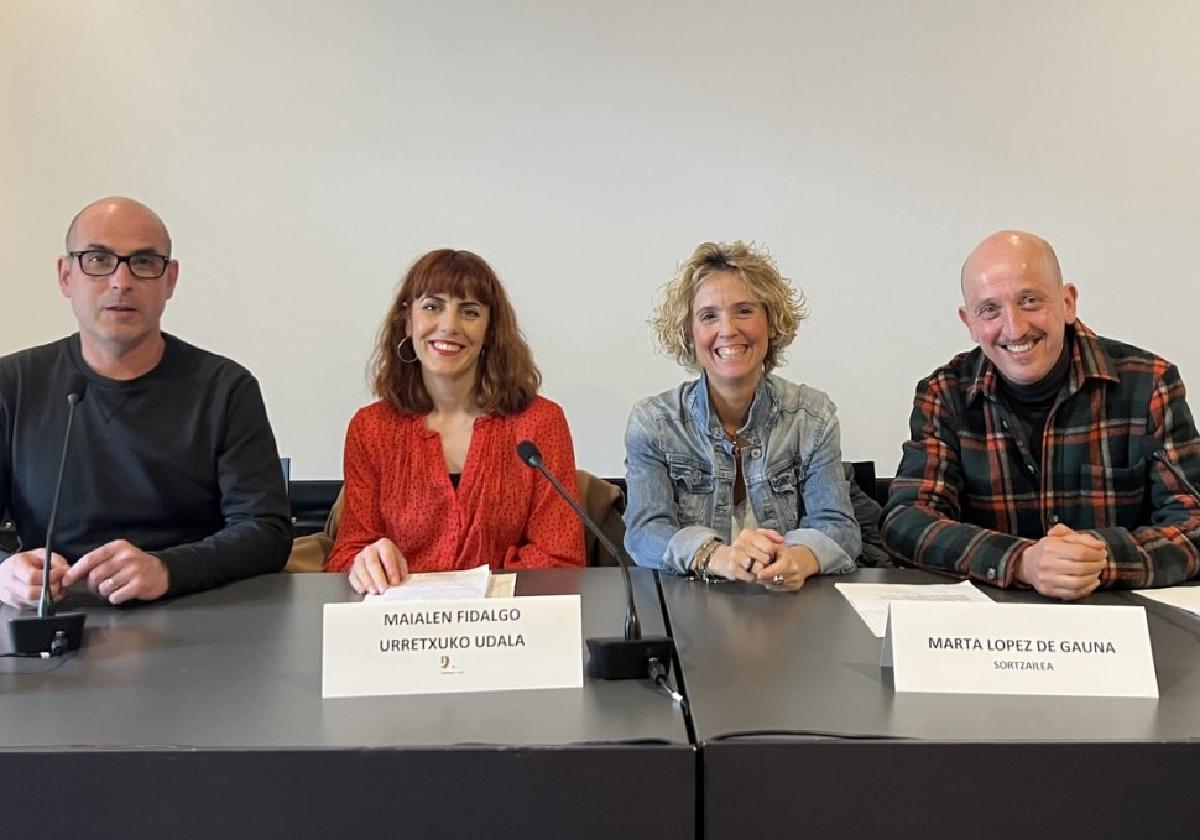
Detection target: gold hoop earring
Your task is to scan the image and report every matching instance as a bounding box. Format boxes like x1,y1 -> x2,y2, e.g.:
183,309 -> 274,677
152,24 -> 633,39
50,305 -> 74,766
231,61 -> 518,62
396,336 -> 418,364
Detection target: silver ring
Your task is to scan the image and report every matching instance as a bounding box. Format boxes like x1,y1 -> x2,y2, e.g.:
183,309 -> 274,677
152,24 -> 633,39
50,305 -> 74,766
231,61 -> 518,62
772,574 -> 785,586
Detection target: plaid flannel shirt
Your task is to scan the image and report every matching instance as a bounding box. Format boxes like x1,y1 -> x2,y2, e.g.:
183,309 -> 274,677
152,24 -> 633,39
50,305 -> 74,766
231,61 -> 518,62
881,322 -> 1200,589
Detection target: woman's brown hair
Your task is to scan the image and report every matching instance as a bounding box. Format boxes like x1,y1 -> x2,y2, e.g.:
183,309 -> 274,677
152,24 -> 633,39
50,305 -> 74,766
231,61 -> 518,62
371,249 -> 541,415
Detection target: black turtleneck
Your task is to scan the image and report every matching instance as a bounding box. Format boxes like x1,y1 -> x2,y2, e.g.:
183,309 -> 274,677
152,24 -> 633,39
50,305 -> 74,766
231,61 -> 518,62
997,331 -> 1073,468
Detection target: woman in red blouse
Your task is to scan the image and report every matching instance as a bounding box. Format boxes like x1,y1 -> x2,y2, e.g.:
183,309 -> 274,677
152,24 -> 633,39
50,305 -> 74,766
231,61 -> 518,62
326,249 -> 585,593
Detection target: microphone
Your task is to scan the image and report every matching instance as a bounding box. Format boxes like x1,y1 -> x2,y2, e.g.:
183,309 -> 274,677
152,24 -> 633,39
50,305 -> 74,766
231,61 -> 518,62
8,378 -> 88,656
516,440 -> 675,681
1149,446 -> 1200,507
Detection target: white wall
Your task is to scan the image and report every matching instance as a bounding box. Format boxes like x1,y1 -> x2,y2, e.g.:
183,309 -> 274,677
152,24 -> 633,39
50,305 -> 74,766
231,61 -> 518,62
3,1 -> 1197,478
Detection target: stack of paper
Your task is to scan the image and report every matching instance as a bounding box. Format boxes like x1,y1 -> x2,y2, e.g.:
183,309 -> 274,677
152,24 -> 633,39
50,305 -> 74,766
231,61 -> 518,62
364,565 -> 515,602
1132,586 -> 1200,618
835,580 -> 995,637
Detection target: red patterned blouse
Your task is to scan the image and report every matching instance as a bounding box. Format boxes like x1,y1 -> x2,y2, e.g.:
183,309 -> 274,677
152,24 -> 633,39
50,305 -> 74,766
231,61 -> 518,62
325,396 -> 586,573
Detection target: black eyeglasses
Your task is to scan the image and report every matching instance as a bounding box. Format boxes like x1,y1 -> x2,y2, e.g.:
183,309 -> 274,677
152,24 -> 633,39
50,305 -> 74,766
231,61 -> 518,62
69,250 -> 170,280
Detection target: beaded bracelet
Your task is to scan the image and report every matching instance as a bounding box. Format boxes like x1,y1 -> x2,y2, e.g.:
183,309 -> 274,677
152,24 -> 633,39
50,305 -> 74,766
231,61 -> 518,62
691,538 -> 723,583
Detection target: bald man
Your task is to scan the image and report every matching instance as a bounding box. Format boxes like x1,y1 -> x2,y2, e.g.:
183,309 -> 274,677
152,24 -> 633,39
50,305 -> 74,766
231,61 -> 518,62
881,231 -> 1200,599
0,197 -> 290,608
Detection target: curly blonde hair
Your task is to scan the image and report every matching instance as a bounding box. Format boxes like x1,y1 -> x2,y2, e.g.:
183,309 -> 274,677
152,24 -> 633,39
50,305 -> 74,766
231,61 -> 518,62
650,241 -> 808,374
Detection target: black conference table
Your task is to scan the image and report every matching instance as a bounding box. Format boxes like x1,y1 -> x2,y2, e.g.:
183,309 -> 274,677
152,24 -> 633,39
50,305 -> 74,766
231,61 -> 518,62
662,568 -> 1200,840
0,568 -> 693,840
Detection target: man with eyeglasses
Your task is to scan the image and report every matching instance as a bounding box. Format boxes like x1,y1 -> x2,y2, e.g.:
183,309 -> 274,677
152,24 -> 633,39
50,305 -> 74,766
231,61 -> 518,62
0,196 -> 291,608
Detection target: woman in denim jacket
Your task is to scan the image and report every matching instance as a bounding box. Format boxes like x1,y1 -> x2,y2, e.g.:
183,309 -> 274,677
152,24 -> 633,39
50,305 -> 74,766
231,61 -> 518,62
623,241 -> 860,591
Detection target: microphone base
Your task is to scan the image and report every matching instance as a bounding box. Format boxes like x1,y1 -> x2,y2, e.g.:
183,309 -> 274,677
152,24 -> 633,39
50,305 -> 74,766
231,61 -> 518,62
8,612 -> 86,657
586,635 -> 675,680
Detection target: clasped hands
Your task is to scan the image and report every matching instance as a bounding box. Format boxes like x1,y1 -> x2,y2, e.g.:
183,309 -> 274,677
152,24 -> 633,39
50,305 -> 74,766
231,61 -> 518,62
706,528 -> 819,592
0,540 -> 169,608
1015,523 -> 1107,601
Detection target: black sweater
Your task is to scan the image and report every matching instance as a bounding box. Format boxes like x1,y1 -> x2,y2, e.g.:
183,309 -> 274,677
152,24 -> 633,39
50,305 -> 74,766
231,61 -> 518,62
0,333 -> 291,597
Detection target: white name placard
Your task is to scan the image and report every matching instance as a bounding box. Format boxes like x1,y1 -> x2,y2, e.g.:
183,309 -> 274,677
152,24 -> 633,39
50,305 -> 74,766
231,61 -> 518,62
322,595 -> 583,698
881,601 -> 1158,698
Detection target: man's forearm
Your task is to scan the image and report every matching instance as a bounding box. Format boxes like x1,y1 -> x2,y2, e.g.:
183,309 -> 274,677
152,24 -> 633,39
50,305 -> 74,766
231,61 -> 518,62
155,517 -> 292,597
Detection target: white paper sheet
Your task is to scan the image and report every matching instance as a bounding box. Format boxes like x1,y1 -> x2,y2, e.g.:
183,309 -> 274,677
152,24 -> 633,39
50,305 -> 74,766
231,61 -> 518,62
835,580 -> 995,637
365,565 -> 492,602
1132,586 -> 1200,617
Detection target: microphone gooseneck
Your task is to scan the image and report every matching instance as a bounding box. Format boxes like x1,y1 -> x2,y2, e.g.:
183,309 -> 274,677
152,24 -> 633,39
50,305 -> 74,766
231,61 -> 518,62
516,439 -> 641,639
38,383 -> 87,618
9,380 -> 89,656
1151,448 -> 1200,506
515,440 -> 677,683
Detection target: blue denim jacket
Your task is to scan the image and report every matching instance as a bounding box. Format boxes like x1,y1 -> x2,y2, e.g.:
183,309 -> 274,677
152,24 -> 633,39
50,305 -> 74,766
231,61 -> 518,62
623,373 -> 860,575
